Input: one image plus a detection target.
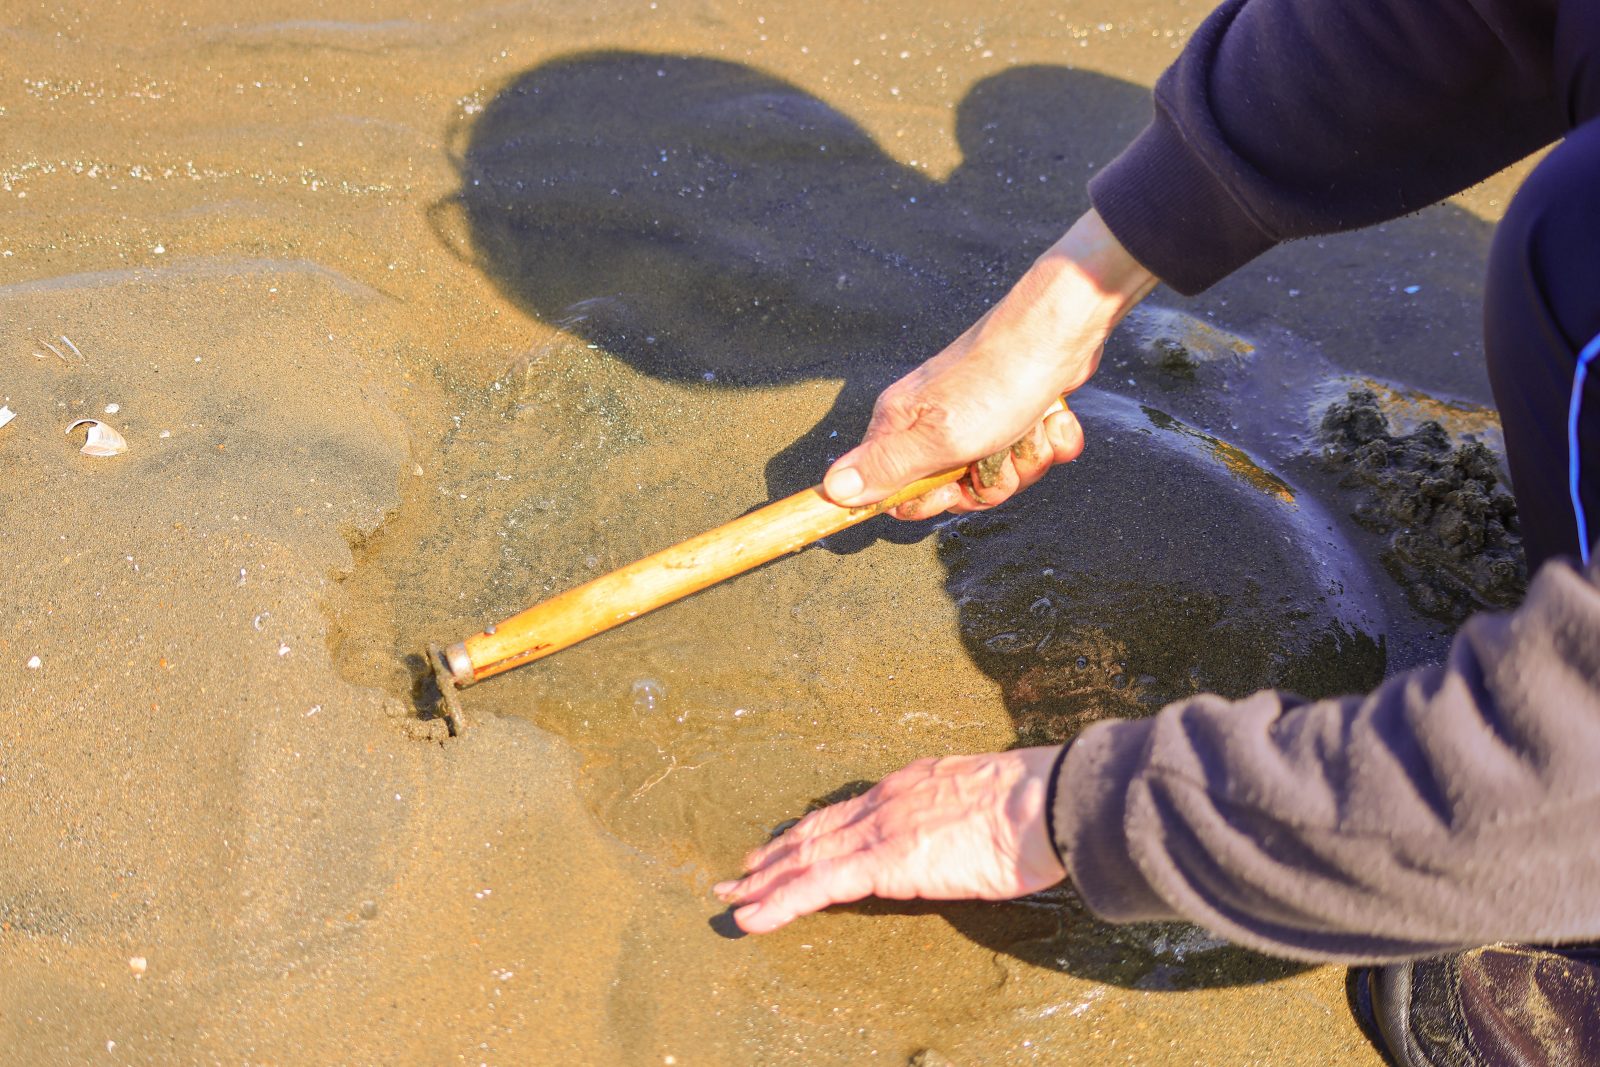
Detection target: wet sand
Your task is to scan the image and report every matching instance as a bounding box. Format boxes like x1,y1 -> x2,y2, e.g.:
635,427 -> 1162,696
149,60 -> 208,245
0,2 -> 1533,1063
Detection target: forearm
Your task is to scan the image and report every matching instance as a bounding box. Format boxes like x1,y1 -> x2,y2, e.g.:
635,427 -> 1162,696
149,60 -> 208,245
1093,0 -> 1564,294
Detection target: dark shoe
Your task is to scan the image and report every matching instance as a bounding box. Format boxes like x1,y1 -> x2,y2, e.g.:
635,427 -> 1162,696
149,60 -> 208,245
1349,944 -> 1600,1066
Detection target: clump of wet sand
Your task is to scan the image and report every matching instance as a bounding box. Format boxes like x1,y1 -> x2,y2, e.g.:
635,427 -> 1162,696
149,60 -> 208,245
1320,387 -> 1525,623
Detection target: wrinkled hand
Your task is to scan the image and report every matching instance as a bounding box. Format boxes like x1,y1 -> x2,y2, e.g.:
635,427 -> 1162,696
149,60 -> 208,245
828,325 -> 1096,520
822,208 -> 1157,519
713,746 -> 1067,934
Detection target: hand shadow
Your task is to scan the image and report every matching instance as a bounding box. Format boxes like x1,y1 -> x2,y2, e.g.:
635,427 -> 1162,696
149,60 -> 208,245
451,50 -> 1486,990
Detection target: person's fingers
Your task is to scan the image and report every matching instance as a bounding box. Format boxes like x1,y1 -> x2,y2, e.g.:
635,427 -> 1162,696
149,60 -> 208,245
715,785 -> 898,912
715,850 -> 810,907
821,448 -> 872,508
1006,417 -> 1054,491
748,780 -> 902,870
738,783 -> 885,872
1043,402 -> 1086,465
889,481 -> 964,521
945,401 -> 1085,511
717,827 -> 850,905
823,409 -> 935,507
715,803 -> 880,906
733,852 -> 878,934
1009,402 -> 1083,495
943,449 -> 1020,513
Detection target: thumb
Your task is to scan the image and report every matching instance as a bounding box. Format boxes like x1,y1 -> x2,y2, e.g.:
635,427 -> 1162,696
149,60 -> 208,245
824,428 -> 936,507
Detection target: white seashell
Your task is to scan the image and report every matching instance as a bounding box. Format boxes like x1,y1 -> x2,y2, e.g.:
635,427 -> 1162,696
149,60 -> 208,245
65,418 -> 128,457
0,406 -> 15,430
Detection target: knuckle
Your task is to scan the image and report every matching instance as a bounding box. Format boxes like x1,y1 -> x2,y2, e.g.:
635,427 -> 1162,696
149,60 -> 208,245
873,385 -> 919,424
792,835 -> 826,867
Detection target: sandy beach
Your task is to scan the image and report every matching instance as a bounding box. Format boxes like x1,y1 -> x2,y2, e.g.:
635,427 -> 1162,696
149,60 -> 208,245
0,2 -> 1534,1062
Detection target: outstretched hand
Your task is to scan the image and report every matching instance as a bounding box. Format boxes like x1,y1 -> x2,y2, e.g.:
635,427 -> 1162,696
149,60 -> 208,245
713,746 -> 1067,934
822,208 -> 1158,519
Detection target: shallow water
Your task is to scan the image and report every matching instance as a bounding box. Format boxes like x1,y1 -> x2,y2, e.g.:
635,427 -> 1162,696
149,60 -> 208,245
0,1 -> 1530,1063
333,339 -> 1383,1061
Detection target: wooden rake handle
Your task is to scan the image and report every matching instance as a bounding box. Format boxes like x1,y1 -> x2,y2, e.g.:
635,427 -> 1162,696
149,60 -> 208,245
435,464 -> 961,688
433,399 -> 1064,692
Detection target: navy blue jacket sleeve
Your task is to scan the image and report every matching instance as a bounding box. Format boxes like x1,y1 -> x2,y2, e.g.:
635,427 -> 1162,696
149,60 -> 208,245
1089,0 -> 1567,293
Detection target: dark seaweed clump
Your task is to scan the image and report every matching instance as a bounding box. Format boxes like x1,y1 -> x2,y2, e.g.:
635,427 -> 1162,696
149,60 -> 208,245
1320,389 -> 1526,624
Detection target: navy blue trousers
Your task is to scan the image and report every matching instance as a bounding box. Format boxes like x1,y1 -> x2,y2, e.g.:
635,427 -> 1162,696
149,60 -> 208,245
1357,121 -> 1600,1067
1485,117 -> 1600,572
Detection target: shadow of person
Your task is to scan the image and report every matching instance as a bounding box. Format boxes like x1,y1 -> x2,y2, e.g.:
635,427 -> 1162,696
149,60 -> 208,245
451,50 -> 1486,990
451,51 -> 1146,549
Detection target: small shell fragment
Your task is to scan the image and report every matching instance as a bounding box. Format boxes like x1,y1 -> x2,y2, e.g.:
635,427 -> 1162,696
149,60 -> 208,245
65,418 -> 128,457
0,406 -> 15,430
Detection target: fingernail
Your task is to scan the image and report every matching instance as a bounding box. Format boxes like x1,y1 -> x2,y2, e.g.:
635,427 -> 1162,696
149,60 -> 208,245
826,466 -> 864,503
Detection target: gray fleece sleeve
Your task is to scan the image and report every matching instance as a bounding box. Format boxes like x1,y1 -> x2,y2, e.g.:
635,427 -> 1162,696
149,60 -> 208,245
1051,557 -> 1600,964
